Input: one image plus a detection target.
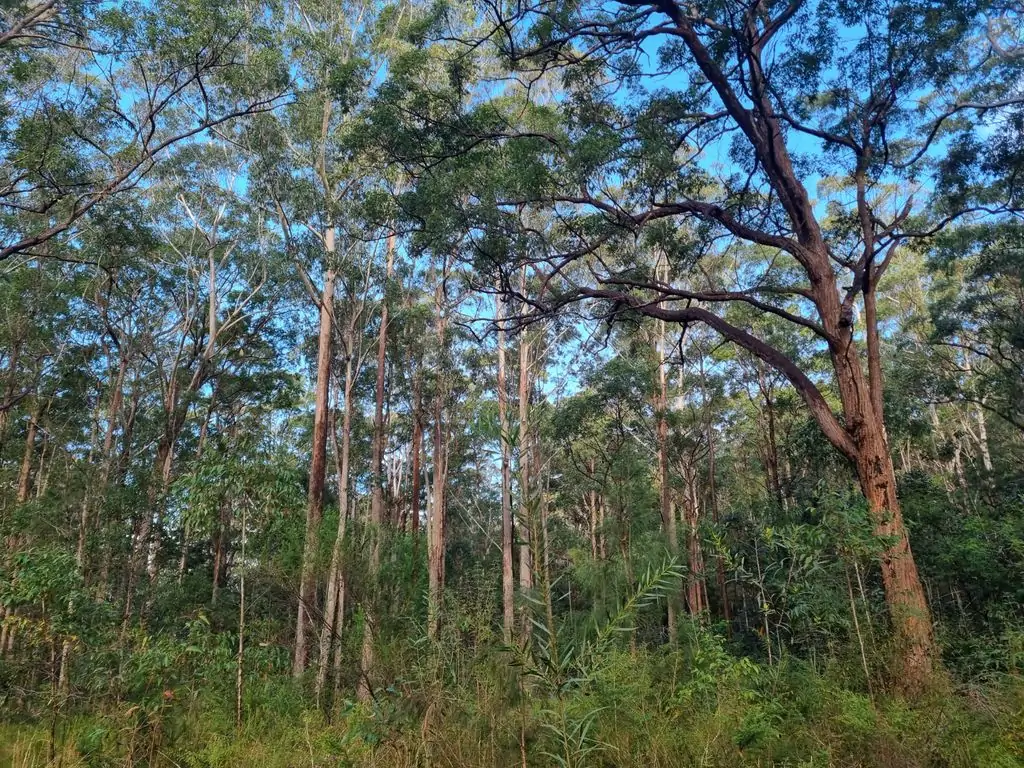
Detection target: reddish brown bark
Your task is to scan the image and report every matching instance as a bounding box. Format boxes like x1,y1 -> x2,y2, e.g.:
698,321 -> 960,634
293,265 -> 335,677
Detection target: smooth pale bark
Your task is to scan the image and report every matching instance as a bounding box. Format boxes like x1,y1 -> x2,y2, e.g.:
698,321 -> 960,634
93,351 -> 128,581
962,356 -> 994,475
15,403 -> 40,507
293,263 -> 336,678
236,498 -> 247,730
680,457 -> 706,616
516,308 -> 533,644
427,410 -> 448,639
705,404 -> 730,627
496,292 -> 515,645
370,235 -> 395,528
360,235 -> 395,695
654,296 -> 678,642
427,279 -> 449,639
322,341 -> 354,704
410,372 -> 423,537
329,400 -> 352,698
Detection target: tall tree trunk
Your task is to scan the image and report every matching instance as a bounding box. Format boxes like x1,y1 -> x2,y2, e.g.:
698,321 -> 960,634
293,264 -> 336,678
516,305 -> 533,644
427,279 -> 449,639
852,418 -> 933,687
370,234 -> 395,530
322,343 -> 354,704
756,368 -> 784,508
681,458 -> 705,617
427,411 -> 448,639
410,370 -> 423,538
16,403 -> 40,506
828,280 -> 934,688
706,413 -> 730,627
0,336 -> 23,455
497,292 -> 515,645
655,301 -> 678,643
1,400 -> 41,655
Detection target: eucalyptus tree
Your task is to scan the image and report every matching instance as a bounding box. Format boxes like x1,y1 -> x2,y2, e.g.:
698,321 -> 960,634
407,0 -> 1024,690
119,143 -> 281,619
928,223 -> 1024,443
0,0 -> 287,263
242,0 -> 412,679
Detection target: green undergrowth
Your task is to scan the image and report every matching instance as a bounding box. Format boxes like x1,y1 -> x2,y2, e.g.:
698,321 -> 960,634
3,640 -> 1022,768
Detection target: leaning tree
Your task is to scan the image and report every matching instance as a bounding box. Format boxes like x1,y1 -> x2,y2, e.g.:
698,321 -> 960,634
385,0 -> 1024,691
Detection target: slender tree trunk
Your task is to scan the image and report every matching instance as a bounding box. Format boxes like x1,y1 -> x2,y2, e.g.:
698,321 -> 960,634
975,401 -> 993,476
706,415 -> 730,627
323,344 -> 354,704
757,369 -> 784,508
370,235 -> 395,529
330,408 -> 353,699
655,304 -> 678,643
427,393 -> 448,639
236,500 -> 247,729
516,305 -> 533,644
410,371 -> 423,538
357,236 -> 395,695
1,401 -> 41,656
496,292 -> 515,645
294,263 -> 336,678
427,278 -> 449,639
16,403 -> 40,505
681,458 -> 705,617
587,484 -> 598,561
0,336 -> 22,454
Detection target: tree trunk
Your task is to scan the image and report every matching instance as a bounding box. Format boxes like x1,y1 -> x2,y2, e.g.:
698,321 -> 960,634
853,420 -> 934,689
370,235 -> 395,530
0,336 -> 23,454
497,292 -> 515,645
410,370 -> 422,538
516,309 -> 533,644
1,400 -> 41,656
706,413 -> 730,627
681,458 -> 705,617
427,279 -> 449,639
323,343 -> 354,704
655,306 -> 678,643
294,263 -> 336,678
427,395 -> 448,639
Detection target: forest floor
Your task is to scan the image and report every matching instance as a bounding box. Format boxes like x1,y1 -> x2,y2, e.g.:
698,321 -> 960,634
2,647 -> 1022,767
